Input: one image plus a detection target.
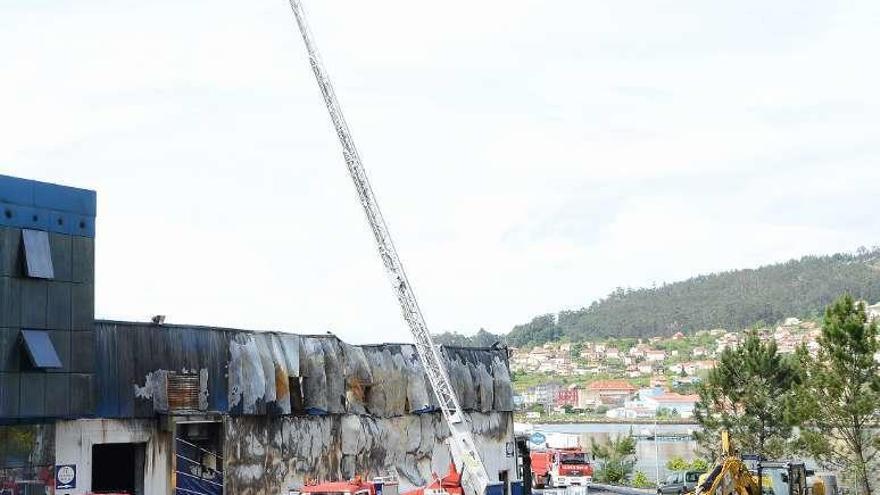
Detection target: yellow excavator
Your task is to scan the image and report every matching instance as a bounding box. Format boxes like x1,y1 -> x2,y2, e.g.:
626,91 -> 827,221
695,432 -> 825,495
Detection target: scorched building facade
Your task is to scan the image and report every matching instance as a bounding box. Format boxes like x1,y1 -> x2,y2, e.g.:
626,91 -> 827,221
0,175 -> 517,495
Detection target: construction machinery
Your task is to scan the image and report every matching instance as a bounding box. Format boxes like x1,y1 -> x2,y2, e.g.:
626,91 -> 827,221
695,433 -> 824,495
285,2 -> 502,495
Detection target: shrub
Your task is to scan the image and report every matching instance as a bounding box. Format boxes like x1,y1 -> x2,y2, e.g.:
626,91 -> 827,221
631,471 -> 653,488
666,456 -> 689,471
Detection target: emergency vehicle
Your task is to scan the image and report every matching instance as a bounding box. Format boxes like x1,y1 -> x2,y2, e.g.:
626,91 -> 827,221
529,447 -> 593,488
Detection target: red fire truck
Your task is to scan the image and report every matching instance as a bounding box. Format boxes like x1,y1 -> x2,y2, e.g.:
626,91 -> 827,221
298,475 -> 400,495
529,448 -> 593,488
402,464 -> 465,495
297,465 -> 463,495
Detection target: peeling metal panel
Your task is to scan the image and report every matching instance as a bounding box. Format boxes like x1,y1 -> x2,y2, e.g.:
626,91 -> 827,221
267,335 -> 291,415
228,333 -> 266,415
401,345 -> 432,413
254,333 -> 276,410
492,356 -> 514,412
277,334 -> 300,378
342,342 -> 372,414
320,338 -> 346,414
94,322 -> 514,420
300,337 -> 328,413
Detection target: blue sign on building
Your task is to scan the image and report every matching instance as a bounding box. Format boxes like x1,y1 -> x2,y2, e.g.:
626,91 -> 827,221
529,432 -> 546,445
56,464 -> 77,490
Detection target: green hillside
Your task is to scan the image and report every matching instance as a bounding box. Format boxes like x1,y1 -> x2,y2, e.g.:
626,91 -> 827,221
506,249 -> 880,346
437,248 -> 880,347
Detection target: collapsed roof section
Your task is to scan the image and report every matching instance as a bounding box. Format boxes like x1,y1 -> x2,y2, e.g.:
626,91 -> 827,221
95,321 -> 514,419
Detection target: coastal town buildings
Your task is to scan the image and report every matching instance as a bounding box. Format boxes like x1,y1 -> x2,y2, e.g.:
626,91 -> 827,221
511,314 -> 834,419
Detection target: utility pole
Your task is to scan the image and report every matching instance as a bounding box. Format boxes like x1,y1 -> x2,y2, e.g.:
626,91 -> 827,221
654,418 -> 660,485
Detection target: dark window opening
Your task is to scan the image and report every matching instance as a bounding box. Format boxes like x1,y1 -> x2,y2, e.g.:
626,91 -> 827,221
92,443 -> 145,495
21,229 -> 54,279
289,377 -> 304,413
21,330 -> 62,369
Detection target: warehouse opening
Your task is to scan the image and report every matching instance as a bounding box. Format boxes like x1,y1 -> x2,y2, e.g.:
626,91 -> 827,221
91,442 -> 145,495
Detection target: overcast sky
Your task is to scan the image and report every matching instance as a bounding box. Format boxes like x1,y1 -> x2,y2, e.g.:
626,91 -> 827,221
2,0 -> 879,343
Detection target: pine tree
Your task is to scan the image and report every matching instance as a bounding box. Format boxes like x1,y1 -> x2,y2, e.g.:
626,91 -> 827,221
694,332 -> 801,459
796,295 -> 880,495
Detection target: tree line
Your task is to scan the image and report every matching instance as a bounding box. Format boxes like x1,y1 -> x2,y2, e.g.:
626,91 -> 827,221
436,249 -> 880,348
694,294 -> 880,495
441,248 -> 880,348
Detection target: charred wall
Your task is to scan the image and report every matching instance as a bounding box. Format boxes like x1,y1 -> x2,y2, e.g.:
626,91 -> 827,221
94,324 -> 515,419
94,323 -> 517,494
223,412 -> 514,495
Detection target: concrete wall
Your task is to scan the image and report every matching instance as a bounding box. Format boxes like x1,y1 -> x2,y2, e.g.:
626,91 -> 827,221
54,419 -> 173,495
224,411 -> 517,495
47,412 -> 516,495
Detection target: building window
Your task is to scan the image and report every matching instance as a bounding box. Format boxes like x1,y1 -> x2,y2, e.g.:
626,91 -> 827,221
21,329 -> 62,369
22,229 -> 54,279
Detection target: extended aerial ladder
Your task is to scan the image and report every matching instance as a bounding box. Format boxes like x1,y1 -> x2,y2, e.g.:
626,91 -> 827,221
285,2 -> 499,495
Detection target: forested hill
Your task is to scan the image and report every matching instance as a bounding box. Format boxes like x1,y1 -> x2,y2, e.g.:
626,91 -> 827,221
505,249 -> 880,346
435,248 -> 880,348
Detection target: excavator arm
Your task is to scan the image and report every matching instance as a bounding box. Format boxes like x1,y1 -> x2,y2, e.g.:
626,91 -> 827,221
697,458 -> 760,495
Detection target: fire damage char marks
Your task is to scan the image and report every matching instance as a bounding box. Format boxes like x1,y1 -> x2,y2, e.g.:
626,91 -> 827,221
93,323 -> 516,495
105,321 -> 513,418
223,412 -> 511,495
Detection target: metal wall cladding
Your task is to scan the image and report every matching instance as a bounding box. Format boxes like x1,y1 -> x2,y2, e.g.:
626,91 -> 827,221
95,322 -> 232,418
0,224 -> 96,421
94,321 -> 513,419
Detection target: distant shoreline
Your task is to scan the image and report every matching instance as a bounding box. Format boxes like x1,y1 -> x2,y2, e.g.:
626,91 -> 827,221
516,417 -> 700,425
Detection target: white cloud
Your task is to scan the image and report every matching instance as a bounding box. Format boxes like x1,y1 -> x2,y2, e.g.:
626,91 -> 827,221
1,0 -> 879,343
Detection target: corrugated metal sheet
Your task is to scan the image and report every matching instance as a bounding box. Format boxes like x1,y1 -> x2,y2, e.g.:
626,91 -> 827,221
94,321 -> 512,419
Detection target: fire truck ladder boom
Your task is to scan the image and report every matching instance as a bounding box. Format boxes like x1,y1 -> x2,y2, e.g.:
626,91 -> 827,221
286,2 -> 494,495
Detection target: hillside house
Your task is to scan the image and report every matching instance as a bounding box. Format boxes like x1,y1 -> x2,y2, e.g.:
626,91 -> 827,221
554,385 -> 580,407
578,380 -> 636,407
645,350 -> 666,362
644,392 -> 699,418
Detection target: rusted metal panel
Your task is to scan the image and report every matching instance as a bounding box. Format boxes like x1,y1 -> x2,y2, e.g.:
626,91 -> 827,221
268,334 -> 292,415
167,372 -> 201,412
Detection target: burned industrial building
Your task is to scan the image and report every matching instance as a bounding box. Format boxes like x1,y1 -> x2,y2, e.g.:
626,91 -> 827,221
0,175 -> 517,495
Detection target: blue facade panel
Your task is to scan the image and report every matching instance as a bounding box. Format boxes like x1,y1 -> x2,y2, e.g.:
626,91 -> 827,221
33,180 -> 97,216
0,175 -> 96,237
0,175 -> 35,206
